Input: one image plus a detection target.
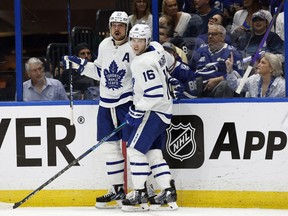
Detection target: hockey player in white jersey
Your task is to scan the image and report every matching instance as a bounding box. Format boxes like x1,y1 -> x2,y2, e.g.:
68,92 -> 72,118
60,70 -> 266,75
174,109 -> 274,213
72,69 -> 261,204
121,24 -> 178,212
64,11 -> 135,208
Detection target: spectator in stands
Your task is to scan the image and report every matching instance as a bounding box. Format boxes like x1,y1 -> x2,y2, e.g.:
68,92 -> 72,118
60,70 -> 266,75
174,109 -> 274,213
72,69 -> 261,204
192,0 -> 222,35
182,13 -> 203,38
223,1 -> 243,31
159,14 -> 174,29
230,0 -> 262,46
161,0 -> 191,37
212,0 -> 244,30
61,43 -> 99,100
159,24 -> 188,64
75,43 -> 95,61
240,10 -> 284,60
197,12 -> 231,45
225,52 -> 285,97
191,24 -> 244,97
129,0 -> 153,33
23,57 -> 68,101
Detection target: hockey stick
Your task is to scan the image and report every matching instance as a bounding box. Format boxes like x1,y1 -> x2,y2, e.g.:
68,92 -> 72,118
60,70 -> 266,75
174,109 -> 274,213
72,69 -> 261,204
67,0 -> 74,125
235,0 -> 284,94
2,122 -> 126,209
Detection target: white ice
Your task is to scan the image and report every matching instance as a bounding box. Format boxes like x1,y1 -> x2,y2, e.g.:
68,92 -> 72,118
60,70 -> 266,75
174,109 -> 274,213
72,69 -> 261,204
1,207 -> 288,216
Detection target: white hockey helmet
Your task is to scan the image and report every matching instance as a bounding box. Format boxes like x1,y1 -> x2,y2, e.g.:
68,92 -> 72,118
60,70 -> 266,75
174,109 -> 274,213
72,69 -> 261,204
129,24 -> 151,49
109,11 -> 129,26
109,11 -> 129,41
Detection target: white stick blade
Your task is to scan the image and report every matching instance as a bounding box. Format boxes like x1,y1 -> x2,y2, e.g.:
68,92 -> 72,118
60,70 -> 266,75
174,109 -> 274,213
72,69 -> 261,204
236,65 -> 253,94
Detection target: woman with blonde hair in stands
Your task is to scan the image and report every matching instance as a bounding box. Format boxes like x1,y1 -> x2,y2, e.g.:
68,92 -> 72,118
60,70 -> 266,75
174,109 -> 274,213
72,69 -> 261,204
129,0 -> 153,32
225,52 -> 285,97
162,0 -> 191,37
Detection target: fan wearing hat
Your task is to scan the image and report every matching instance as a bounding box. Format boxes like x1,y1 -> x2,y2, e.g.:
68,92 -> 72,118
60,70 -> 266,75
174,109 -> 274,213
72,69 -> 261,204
243,9 -> 284,60
251,10 -> 272,31
231,0 -> 262,35
74,43 -> 94,62
60,43 -> 98,99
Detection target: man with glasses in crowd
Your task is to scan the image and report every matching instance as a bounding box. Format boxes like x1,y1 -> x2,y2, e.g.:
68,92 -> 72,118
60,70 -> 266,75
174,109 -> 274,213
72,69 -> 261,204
190,24 -> 244,97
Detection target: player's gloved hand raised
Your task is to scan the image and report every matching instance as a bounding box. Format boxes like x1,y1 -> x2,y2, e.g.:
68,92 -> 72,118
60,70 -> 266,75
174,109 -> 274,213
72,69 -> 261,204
168,77 -> 184,100
62,55 -> 87,74
125,105 -> 145,127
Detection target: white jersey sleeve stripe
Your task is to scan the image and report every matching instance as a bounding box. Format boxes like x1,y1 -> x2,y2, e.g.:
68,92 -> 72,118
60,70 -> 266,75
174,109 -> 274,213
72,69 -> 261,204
144,85 -> 164,98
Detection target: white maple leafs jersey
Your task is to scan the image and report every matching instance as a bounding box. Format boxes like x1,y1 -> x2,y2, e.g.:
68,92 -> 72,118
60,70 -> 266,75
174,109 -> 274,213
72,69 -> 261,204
81,37 -> 135,108
131,41 -> 173,124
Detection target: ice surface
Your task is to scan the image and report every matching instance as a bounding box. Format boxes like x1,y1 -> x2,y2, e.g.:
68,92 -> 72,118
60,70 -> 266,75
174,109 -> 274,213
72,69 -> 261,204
1,207 -> 288,216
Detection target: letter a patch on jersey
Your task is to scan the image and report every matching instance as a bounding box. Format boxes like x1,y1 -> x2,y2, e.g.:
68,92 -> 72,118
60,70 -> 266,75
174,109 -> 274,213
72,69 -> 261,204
122,52 -> 130,63
104,60 -> 126,90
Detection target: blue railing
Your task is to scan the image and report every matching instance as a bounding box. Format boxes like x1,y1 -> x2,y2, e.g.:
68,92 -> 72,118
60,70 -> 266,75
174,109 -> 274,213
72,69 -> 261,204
14,0 -> 23,101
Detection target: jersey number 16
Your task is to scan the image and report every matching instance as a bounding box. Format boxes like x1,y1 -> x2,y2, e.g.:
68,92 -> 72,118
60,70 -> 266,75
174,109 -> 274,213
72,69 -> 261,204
142,70 -> 155,82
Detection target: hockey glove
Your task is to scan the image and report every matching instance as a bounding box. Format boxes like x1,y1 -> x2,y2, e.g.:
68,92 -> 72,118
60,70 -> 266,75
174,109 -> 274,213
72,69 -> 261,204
62,55 -> 87,74
125,106 -> 145,127
168,77 -> 184,100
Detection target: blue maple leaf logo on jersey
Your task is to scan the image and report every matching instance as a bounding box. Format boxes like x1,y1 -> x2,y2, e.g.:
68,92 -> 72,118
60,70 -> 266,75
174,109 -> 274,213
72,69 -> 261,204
103,60 -> 126,90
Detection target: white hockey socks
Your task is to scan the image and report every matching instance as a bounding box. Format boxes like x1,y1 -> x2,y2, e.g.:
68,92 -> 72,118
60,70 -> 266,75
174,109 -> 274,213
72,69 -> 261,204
104,141 -> 125,185
147,149 -> 171,189
127,147 -> 150,189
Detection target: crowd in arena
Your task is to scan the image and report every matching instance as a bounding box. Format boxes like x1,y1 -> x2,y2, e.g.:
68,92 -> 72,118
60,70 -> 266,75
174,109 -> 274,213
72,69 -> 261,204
69,0 -> 285,99
2,0 -> 285,101
146,0 -> 285,98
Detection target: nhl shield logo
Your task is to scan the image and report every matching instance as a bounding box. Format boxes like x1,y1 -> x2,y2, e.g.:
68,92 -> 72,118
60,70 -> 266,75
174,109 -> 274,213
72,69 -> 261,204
166,123 -> 197,162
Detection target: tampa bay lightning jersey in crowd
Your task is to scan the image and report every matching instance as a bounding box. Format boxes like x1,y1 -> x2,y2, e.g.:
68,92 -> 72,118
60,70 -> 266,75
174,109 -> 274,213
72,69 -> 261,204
170,61 -> 198,97
81,36 -> 135,108
194,43 -> 244,80
130,41 -> 173,124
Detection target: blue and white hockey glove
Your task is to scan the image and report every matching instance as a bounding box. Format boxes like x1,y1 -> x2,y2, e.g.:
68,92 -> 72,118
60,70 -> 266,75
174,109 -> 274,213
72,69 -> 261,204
168,77 -> 184,100
125,106 -> 145,127
62,55 -> 87,74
